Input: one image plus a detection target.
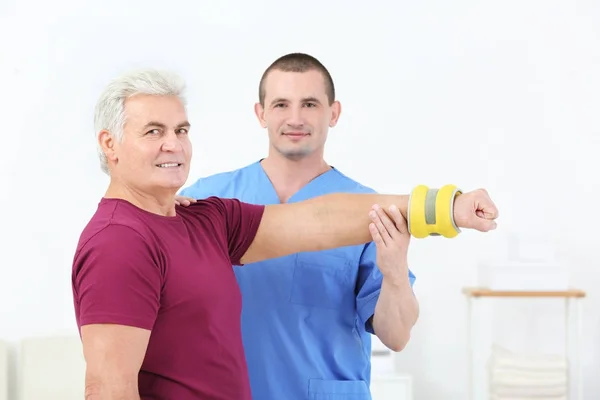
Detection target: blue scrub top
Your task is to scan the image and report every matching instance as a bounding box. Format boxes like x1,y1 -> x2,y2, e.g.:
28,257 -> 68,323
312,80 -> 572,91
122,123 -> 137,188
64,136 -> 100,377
180,161 -> 416,400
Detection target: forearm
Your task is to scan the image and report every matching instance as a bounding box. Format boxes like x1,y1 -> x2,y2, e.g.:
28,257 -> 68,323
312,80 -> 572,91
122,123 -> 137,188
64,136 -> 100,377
242,193 -> 410,263
285,193 -> 409,252
85,372 -> 140,400
372,272 -> 419,352
309,193 -> 409,250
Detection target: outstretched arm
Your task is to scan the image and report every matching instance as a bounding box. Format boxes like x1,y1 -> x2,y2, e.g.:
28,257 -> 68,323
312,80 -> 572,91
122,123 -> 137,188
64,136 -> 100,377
240,188 -> 498,265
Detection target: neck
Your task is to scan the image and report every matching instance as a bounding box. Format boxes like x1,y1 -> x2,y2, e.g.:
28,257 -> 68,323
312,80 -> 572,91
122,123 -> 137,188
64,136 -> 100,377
260,150 -> 331,203
104,180 -> 177,217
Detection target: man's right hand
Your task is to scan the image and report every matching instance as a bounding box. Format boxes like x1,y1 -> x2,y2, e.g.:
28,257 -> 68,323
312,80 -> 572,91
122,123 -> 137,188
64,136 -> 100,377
175,196 -> 197,207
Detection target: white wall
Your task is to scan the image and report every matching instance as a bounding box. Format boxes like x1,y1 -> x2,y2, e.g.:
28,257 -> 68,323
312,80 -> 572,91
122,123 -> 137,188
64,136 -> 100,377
1,0 -> 599,399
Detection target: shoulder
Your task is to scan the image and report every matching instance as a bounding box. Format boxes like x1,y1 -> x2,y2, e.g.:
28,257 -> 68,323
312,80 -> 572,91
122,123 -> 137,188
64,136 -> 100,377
74,199 -> 158,261
180,196 -> 264,222
179,162 -> 258,199
178,195 -> 229,214
72,205 -> 165,289
176,197 -> 232,233
74,224 -> 155,270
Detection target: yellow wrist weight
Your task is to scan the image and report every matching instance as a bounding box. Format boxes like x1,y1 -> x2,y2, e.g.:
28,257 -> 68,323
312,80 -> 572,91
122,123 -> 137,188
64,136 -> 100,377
408,184 -> 462,238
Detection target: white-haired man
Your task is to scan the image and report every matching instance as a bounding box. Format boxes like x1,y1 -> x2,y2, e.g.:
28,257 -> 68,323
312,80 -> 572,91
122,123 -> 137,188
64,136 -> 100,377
71,68 -> 499,400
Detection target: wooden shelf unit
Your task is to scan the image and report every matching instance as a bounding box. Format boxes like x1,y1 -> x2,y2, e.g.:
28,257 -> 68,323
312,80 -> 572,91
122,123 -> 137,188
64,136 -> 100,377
463,286 -> 586,400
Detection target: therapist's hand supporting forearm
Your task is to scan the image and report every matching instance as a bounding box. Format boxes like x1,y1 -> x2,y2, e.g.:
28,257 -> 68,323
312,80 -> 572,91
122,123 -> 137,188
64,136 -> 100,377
369,204 -> 419,352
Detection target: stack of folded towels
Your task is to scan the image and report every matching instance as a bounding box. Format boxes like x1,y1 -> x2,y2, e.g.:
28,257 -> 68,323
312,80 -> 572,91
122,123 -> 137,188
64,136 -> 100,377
488,344 -> 568,400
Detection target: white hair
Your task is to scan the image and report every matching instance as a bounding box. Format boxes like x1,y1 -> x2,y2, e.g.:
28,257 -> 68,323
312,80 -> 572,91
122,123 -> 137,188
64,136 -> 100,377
94,68 -> 187,175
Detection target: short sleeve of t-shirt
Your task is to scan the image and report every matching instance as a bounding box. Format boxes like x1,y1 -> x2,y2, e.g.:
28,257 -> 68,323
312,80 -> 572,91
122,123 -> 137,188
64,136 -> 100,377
72,224 -> 163,330
201,197 -> 265,265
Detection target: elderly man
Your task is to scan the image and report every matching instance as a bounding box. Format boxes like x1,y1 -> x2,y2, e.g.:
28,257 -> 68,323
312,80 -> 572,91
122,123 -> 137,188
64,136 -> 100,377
72,68 -> 499,400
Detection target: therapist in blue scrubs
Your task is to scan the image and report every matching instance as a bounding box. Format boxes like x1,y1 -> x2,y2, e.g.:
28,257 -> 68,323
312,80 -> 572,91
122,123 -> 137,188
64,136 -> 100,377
179,53 -> 420,400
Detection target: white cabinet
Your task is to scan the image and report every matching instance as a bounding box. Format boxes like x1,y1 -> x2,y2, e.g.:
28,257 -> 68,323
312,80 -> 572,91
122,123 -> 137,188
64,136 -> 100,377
370,374 -> 413,400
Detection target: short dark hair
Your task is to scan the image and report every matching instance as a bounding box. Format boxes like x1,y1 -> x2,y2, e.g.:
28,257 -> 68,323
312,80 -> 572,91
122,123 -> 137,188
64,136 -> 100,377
258,52 -> 336,106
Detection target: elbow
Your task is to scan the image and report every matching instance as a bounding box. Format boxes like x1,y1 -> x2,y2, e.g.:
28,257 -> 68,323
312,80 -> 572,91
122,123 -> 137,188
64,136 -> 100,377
84,378 -> 102,400
381,320 -> 416,352
85,370 -> 139,399
387,333 -> 411,352
388,313 -> 419,352
389,342 -> 407,353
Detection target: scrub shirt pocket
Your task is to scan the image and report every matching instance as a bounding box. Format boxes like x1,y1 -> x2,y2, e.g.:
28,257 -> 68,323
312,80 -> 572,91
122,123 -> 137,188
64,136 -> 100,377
308,379 -> 371,400
290,253 -> 355,309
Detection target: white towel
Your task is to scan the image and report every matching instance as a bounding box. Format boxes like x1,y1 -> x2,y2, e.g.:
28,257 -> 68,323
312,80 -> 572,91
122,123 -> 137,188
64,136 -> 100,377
490,359 -> 567,373
490,344 -> 566,363
488,345 -> 567,372
489,368 -> 568,387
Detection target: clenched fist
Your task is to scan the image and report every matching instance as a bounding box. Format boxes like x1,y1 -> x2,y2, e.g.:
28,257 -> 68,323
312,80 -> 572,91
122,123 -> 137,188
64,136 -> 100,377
453,188 -> 499,232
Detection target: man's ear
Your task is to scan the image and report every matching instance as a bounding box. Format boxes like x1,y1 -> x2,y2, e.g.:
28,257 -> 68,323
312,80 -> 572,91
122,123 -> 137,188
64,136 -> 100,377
254,102 -> 267,128
329,100 -> 342,128
98,130 -> 117,163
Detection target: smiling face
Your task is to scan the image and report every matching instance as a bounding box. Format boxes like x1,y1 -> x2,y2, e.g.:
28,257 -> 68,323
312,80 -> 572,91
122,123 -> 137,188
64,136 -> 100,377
255,69 -> 341,161
98,94 -> 192,196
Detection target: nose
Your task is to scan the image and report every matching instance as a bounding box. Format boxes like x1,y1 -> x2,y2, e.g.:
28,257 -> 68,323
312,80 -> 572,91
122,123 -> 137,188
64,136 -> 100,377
286,106 -> 304,127
161,131 -> 183,152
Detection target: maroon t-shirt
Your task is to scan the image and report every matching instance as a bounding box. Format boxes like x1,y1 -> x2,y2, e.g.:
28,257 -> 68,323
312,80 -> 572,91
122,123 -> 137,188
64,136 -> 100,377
71,196 -> 265,399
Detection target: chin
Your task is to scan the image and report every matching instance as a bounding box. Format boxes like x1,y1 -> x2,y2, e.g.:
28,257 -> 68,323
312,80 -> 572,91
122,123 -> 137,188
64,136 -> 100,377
154,178 -> 186,192
278,147 -> 313,160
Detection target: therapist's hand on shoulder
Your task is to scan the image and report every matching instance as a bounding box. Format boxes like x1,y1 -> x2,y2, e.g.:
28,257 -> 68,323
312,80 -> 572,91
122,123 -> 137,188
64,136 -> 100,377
175,195 -> 197,207
368,204 -> 410,281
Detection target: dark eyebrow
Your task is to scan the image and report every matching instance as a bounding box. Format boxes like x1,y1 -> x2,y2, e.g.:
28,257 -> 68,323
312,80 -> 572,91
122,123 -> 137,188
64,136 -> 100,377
143,121 -> 191,130
270,98 -> 288,107
302,97 -> 321,104
269,97 -> 322,107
